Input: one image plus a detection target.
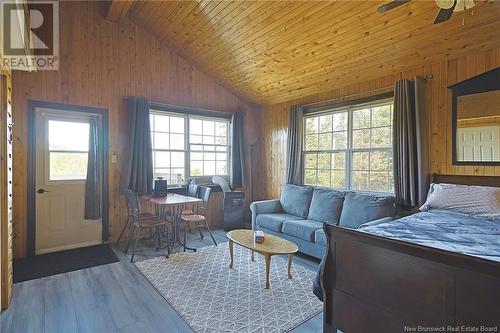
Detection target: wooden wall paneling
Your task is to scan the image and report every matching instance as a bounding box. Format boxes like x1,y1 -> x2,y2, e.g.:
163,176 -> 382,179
260,48 -> 500,199
1,69 -> 14,309
125,1 -> 500,104
11,1 -> 262,258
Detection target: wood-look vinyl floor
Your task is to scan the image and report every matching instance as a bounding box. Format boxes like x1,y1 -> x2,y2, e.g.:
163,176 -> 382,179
0,229 -> 323,333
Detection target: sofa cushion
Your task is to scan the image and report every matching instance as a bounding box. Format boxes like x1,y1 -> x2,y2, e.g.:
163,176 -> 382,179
314,229 -> 327,246
280,184 -> 314,218
339,192 -> 395,229
282,220 -> 323,242
256,214 -> 303,232
307,188 -> 345,224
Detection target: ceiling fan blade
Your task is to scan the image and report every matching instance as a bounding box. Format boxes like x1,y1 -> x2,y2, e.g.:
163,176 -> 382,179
433,0 -> 457,24
377,0 -> 412,13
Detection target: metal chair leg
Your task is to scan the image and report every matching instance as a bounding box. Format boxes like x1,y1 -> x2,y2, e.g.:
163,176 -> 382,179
124,224 -> 135,254
130,227 -> 141,263
197,222 -> 204,240
205,222 -> 217,246
183,222 -> 187,252
116,216 -> 131,245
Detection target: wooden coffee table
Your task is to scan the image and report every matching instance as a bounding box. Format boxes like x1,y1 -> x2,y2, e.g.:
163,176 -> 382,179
227,229 -> 299,289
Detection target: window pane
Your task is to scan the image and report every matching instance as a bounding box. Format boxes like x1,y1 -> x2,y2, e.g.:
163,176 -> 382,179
305,134 -> 318,150
352,171 -> 369,190
191,144 -> 203,151
154,151 -> 170,168
50,152 -> 88,180
318,133 -> 332,150
215,136 -> 227,145
331,152 -> 345,170
332,132 -> 347,149
191,152 -> 203,160
190,135 -> 202,144
371,127 -> 391,148
353,109 -> 370,129
170,134 -> 184,150
203,120 -> 215,136
204,161 -> 216,175
352,151 -> 369,170
191,161 -> 203,176
318,170 -> 331,187
203,135 -> 215,144
319,115 -> 332,133
215,122 -> 227,137
305,117 -> 318,134
305,153 -> 317,169
170,117 -> 185,133
171,152 -> 184,168
216,146 -> 227,152
352,129 -> 370,148
204,152 -> 215,161
331,170 -> 345,188
372,105 -> 392,127
204,145 -> 215,151
305,169 -> 317,185
216,161 -> 227,175
153,132 -> 170,150
317,153 -> 330,170
190,119 -> 202,135
370,172 -> 389,192
49,121 -> 89,151
216,153 -> 227,161
154,168 -> 171,179
370,151 -> 389,171
152,114 -> 169,132
332,112 -> 348,131
170,168 -> 184,184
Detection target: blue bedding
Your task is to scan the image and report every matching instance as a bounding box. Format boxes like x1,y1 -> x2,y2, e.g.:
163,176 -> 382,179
359,210 -> 500,262
313,209 -> 500,301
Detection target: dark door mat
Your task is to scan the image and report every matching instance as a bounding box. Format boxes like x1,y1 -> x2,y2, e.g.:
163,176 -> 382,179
13,244 -> 119,283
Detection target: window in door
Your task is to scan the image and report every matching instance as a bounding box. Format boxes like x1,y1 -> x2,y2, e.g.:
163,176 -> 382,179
48,120 -> 89,181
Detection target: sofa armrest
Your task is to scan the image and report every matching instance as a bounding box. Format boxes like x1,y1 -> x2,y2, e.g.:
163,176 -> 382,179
250,199 -> 282,230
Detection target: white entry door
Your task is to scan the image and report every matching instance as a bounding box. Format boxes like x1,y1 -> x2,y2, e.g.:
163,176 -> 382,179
35,108 -> 102,254
457,125 -> 500,162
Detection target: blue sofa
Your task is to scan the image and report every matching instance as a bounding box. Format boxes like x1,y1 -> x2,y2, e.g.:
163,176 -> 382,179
250,184 -> 395,259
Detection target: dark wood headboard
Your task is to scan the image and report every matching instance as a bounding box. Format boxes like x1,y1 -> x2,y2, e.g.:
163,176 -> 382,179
432,174 -> 500,187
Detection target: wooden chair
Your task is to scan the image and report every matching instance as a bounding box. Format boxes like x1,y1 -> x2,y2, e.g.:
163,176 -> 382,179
180,186 -> 217,251
123,191 -> 170,263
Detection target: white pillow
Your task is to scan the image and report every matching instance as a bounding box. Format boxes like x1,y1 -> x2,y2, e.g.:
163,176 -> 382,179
420,183 -> 500,220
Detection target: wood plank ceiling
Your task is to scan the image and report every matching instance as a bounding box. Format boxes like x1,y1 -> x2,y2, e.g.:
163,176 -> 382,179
126,1 -> 500,105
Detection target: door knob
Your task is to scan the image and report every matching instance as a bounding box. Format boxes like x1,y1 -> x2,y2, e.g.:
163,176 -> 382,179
37,188 -> 50,194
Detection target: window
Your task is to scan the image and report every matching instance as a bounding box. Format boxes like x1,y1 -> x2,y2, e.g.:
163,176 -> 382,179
48,120 -> 89,180
303,101 -> 394,193
150,111 -> 230,185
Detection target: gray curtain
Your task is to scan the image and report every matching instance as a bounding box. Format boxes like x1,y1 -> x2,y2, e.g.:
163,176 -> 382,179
84,116 -> 102,220
230,112 -> 246,188
285,105 -> 304,185
393,78 -> 429,208
126,97 -> 153,195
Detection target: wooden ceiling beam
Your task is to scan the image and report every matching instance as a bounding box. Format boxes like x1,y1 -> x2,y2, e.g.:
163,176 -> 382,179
105,0 -> 136,22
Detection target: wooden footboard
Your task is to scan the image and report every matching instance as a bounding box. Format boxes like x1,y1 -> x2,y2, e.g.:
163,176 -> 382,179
321,224 -> 500,333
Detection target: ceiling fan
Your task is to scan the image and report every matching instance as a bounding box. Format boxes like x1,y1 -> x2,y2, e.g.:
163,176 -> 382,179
377,0 -> 475,24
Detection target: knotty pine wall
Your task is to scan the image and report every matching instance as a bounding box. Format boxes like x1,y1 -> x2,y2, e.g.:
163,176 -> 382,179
261,47 -> 500,199
11,1 -> 262,258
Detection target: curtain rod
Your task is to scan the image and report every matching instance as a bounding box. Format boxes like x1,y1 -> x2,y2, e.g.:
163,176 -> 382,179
303,74 -> 433,108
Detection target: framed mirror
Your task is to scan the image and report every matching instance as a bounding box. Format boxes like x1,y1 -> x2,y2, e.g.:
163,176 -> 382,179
450,67 -> 500,165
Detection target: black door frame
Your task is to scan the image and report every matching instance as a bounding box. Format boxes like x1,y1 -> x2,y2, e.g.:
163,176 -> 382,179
27,100 -> 110,257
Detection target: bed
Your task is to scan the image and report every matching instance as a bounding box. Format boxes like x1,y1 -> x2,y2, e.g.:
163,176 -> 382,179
319,175 -> 500,333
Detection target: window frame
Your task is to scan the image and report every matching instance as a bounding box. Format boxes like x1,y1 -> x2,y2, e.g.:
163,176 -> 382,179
149,110 -> 231,186
302,98 -> 394,194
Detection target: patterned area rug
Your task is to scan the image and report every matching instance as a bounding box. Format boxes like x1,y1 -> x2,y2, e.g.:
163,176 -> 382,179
135,243 -> 322,333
